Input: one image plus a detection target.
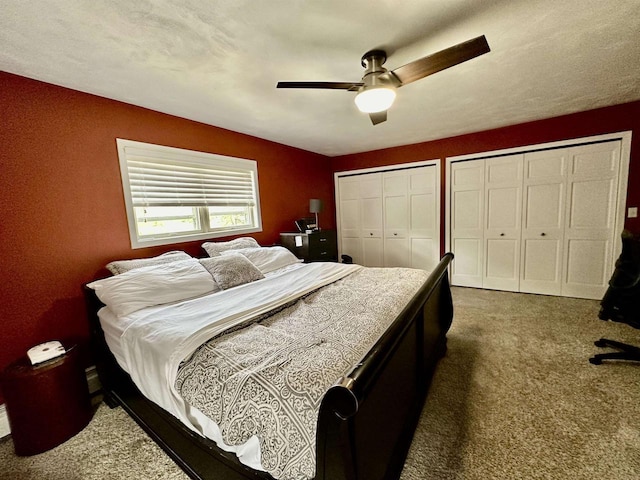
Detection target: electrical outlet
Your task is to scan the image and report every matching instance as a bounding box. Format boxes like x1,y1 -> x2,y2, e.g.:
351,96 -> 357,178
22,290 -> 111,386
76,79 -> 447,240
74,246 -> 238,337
629,207 -> 638,218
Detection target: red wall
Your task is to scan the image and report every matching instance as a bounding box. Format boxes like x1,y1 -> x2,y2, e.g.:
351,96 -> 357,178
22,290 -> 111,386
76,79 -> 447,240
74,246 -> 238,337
331,100 -> 640,241
0,72 -> 335,397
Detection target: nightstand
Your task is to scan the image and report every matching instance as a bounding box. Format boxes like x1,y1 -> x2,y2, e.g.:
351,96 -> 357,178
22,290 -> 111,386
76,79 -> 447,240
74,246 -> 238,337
0,345 -> 92,455
280,230 -> 338,262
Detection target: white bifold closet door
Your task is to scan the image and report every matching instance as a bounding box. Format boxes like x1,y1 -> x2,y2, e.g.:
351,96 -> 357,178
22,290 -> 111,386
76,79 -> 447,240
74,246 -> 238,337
337,164 -> 439,270
450,160 -> 484,287
338,173 -> 384,267
561,142 -> 621,298
520,149 -> 568,295
383,167 -> 439,270
449,140 -> 622,299
483,155 -> 523,291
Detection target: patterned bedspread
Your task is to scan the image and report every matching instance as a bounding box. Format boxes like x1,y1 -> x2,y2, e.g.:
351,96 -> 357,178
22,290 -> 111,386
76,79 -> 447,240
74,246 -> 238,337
175,266 -> 429,480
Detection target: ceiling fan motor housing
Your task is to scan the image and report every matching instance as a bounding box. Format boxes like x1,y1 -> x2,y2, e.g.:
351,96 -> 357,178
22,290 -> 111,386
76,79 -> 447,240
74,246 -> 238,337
360,50 -> 399,88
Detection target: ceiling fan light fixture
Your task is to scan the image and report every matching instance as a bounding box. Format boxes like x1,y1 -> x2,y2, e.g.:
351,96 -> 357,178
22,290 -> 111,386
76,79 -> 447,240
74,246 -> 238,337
354,87 -> 396,113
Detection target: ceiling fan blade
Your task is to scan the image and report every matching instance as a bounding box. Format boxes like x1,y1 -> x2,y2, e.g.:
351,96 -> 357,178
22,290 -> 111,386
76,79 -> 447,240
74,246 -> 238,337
277,81 -> 363,91
369,111 -> 387,125
390,35 -> 490,86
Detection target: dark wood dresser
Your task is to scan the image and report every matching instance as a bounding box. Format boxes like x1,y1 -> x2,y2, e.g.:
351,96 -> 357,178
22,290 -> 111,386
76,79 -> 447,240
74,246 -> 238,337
280,230 -> 338,262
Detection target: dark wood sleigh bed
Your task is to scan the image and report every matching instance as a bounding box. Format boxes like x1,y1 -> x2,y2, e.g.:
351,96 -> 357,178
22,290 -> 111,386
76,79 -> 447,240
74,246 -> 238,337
84,253 -> 454,480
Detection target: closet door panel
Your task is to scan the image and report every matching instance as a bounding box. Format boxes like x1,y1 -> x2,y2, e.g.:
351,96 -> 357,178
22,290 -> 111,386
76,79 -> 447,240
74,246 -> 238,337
361,197 -> 383,237
565,239 -> 608,286
452,238 -> 483,286
526,183 -> 564,228
341,237 -> 363,265
450,160 -> 484,287
521,239 -> 561,283
486,187 -> 520,228
562,142 -> 620,299
385,238 -> 410,267
384,195 -> 408,235
339,177 -> 361,235
486,239 -> 519,280
410,193 -> 434,231
362,237 -> 384,267
568,179 -> 616,229
483,155 -> 523,291
408,166 -> 438,269
453,190 -> 482,229
411,238 -> 435,270
520,149 -> 567,295
360,193 -> 383,266
360,174 -> 383,198
383,170 -> 409,267
340,199 -> 361,239
360,173 -> 384,264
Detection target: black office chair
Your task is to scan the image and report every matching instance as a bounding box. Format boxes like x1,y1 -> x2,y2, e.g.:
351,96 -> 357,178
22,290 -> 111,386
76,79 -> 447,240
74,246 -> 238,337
590,230 -> 640,365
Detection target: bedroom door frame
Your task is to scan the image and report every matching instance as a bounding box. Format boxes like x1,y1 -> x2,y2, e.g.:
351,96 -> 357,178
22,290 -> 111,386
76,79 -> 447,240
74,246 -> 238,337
334,159 -> 441,268
445,130 -> 632,294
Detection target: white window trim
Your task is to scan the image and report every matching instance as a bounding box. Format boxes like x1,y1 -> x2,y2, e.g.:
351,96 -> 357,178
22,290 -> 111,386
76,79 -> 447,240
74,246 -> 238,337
117,139 -> 262,249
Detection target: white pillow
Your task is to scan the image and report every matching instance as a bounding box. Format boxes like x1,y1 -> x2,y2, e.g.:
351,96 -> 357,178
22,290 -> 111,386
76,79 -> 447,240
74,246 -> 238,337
222,246 -> 301,274
106,251 -> 191,275
87,259 -> 217,317
202,237 -> 260,257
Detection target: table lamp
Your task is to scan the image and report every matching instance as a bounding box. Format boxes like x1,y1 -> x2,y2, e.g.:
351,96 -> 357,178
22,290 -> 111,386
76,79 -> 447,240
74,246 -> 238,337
309,199 -> 323,231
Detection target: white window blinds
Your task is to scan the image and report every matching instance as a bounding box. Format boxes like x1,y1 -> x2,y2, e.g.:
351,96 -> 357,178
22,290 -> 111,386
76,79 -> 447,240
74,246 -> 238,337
121,146 -> 258,208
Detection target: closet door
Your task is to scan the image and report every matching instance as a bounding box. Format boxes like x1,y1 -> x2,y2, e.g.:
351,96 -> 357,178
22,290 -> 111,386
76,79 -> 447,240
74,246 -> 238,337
450,160 -> 484,287
408,166 -> 439,270
360,174 -> 384,267
338,176 -> 364,265
562,141 -> 621,299
519,149 -> 567,295
382,166 -> 439,269
383,170 -> 410,267
337,163 -> 440,270
482,155 -> 523,291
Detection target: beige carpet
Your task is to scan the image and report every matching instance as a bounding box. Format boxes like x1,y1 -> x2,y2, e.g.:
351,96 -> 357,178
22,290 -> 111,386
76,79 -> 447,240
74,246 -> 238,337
1,287 -> 639,480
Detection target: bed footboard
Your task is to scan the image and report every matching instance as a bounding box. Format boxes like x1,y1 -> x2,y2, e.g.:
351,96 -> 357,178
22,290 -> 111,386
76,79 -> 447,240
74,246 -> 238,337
315,253 -> 454,480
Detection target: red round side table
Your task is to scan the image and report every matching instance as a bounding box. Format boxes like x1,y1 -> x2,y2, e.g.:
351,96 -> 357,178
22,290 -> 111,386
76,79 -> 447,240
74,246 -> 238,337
0,345 -> 92,455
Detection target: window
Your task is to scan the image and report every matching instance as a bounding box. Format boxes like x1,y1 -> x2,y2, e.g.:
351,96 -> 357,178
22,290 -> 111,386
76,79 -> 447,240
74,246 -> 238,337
117,139 -> 262,248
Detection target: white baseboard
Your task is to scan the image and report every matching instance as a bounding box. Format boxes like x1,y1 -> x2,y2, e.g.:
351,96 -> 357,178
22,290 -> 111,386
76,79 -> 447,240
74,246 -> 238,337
0,405 -> 9,438
0,366 -> 101,438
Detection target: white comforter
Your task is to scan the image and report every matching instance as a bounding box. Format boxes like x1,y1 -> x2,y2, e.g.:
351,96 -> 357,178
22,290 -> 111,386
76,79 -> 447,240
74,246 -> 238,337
99,262 -> 361,468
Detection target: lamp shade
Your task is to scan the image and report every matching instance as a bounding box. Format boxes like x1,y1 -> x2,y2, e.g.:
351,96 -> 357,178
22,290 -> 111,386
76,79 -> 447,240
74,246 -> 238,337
309,198 -> 323,213
354,87 -> 396,113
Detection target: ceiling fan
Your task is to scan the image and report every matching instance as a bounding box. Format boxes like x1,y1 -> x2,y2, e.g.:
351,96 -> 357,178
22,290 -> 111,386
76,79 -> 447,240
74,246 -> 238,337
277,35 -> 490,125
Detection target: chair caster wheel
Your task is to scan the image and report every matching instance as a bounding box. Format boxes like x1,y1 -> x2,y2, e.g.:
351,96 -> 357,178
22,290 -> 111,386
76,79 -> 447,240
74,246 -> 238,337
594,340 -> 607,347
589,357 -> 602,365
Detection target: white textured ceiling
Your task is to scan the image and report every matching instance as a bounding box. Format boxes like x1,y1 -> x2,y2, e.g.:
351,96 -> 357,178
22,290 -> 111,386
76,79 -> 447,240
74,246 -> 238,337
1,1 -> 639,156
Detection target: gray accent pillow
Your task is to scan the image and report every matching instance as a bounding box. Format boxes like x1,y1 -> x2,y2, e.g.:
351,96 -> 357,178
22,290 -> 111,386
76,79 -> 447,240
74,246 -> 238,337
202,237 -> 260,257
199,254 -> 265,290
106,251 -> 192,275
